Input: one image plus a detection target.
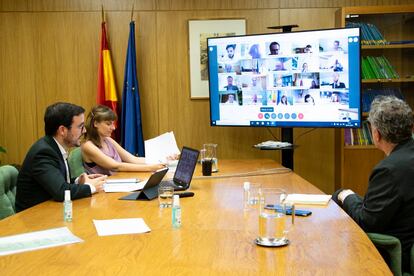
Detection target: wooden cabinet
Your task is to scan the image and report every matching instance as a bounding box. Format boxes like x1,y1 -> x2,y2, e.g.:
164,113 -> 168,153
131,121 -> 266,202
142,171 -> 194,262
334,5 -> 414,194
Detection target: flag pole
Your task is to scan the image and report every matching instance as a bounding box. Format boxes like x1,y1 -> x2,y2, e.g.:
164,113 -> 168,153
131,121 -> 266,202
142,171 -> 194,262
101,5 -> 105,23
130,4 -> 134,22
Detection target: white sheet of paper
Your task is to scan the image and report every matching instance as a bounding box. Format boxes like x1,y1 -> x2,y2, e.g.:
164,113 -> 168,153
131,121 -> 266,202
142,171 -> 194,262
106,178 -> 140,184
145,131 -> 180,164
103,180 -> 147,192
285,194 -> 331,205
93,218 -> 151,236
0,227 -> 83,256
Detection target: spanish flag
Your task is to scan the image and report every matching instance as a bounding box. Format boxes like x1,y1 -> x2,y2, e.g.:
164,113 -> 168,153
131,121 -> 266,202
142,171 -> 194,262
97,21 -> 119,139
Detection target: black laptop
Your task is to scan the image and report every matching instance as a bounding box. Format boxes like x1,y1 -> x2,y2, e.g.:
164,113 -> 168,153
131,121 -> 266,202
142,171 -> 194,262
160,146 -> 200,191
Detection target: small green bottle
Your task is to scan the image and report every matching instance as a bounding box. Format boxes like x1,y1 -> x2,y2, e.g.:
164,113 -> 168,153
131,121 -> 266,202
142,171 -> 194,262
63,190 -> 72,222
172,195 -> 181,228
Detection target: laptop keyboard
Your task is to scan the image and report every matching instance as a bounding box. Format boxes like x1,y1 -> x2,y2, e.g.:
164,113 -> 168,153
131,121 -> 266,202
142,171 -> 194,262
160,180 -> 186,191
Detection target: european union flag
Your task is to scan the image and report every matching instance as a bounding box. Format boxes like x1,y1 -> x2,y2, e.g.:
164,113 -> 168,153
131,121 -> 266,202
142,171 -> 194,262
121,21 -> 145,156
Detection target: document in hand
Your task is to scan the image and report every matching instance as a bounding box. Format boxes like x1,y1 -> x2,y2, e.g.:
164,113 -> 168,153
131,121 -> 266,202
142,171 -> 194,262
285,194 -> 331,205
144,131 -> 180,164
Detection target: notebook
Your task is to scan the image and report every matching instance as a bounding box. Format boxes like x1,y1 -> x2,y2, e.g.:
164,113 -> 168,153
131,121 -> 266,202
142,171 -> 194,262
284,194 -> 331,205
160,146 -> 200,191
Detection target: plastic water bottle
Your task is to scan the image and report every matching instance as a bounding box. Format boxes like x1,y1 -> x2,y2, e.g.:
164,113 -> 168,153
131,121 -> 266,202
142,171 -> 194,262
63,190 -> 72,222
172,195 -> 181,228
243,181 -> 250,210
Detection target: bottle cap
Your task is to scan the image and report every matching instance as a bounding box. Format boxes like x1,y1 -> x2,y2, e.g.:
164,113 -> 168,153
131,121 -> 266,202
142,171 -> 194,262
173,194 -> 180,206
64,190 -> 71,201
243,182 -> 250,190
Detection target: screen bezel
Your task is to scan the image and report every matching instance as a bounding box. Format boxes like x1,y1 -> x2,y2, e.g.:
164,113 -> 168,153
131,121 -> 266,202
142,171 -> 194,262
173,146 -> 200,187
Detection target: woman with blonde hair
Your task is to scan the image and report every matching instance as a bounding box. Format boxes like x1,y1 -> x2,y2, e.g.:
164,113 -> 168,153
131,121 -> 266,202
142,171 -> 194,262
81,105 -> 165,175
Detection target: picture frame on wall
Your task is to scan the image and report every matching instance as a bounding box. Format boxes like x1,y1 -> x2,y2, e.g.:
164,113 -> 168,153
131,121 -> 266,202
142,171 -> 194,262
188,19 -> 246,99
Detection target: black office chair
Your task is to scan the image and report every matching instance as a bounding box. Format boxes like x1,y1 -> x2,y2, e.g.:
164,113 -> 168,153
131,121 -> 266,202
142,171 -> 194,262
367,232 -> 413,276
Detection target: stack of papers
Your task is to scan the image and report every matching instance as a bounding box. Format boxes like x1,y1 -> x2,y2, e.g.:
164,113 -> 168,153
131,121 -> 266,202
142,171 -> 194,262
106,178 -> 140,184
285,194 -> 331,205
104,178 -> 146,193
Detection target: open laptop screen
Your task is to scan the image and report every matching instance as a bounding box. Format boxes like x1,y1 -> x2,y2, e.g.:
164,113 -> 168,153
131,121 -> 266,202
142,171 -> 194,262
173,147 -> 200,186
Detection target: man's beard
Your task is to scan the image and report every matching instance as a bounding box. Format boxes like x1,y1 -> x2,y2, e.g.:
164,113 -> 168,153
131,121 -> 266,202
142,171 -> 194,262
64,135 -> 81,147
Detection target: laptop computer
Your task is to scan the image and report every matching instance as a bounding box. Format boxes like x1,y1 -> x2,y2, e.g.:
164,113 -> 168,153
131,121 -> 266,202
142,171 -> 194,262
160,146 -> 200,191
119,167 -> 169,201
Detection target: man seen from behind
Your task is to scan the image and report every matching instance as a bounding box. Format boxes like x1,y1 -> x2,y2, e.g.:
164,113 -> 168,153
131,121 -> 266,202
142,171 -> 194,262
333,96 -> 414,273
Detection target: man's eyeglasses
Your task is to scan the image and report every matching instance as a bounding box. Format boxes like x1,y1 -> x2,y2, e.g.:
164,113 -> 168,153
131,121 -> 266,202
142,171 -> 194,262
68,124 -> 85,131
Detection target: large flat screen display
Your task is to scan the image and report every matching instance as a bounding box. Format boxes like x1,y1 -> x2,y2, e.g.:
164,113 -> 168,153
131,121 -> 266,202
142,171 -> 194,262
207,27 -> 361,128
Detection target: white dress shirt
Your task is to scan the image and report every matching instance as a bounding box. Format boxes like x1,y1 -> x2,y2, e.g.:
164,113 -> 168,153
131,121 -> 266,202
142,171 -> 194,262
53,138 -> 96,194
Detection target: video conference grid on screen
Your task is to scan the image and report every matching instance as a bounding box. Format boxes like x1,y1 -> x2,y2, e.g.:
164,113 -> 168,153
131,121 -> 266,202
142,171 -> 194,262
207,28 -> 361,128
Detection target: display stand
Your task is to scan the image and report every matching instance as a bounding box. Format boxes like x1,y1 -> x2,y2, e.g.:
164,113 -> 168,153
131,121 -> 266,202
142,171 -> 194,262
281,128 -> 293,169
266,24 -> 299,170
267,24 -> 299,33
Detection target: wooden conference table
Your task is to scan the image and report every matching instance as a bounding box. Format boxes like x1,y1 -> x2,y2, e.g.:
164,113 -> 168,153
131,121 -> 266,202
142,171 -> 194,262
0,159 -> 390,275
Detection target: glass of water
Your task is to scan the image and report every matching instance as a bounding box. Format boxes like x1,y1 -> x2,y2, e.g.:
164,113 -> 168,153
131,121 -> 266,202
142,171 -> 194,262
248,183 -> 262,206
256,188 -> 294,247
158,185 -> 174,208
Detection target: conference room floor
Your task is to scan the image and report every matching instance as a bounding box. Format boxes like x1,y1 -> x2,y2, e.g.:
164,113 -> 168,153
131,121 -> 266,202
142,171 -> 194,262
0,159 -> 391,275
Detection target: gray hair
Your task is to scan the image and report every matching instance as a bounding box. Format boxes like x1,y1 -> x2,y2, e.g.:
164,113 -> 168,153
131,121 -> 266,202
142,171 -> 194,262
368,96 -> 413,144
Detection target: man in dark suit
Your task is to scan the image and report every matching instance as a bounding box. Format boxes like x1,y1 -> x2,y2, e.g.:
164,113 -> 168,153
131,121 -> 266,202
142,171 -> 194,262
332,96 -> 414,273
224,75 -> 239,91
330,72 -> 346,88
16,102 -> 106,212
